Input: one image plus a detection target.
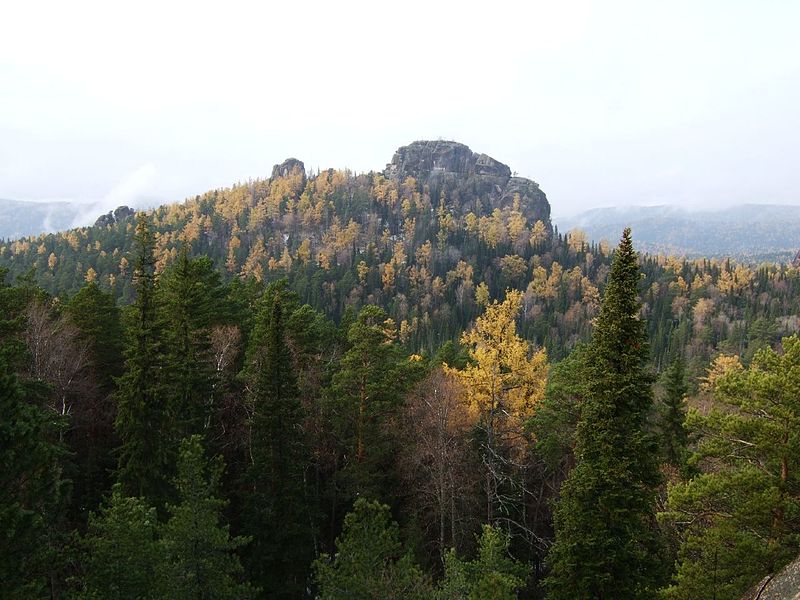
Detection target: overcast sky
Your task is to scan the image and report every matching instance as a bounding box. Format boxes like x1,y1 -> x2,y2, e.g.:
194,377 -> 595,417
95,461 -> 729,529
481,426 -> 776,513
2,0 -> 798,219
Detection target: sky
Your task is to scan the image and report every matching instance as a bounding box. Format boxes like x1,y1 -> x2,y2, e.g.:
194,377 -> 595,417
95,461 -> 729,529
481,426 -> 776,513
1,0 -> 799,220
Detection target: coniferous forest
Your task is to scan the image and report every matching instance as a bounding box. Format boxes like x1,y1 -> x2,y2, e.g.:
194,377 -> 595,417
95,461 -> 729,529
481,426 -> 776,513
2,142 -> 800,598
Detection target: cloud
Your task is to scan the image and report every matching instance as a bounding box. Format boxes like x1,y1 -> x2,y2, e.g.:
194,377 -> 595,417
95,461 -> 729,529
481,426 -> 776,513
71,163 -> 158,227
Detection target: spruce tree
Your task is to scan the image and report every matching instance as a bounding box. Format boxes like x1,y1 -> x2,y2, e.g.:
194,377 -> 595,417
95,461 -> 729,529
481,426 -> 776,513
243,287 -> 314,598
658,356 -> 688,468
115,214 -> 171,507
159,248 -> 224,438
545,229 -> 663,599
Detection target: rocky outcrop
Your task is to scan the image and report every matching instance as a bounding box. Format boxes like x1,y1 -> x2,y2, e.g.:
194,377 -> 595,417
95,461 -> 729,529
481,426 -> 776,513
272,158 -> 306,182
94,205 -> 135,228
742,556 -> 800,599
385,140 -> 551,229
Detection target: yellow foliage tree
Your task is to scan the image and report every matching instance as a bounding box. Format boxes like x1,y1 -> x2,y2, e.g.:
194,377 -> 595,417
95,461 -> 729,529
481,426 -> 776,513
446,289 -> 547,443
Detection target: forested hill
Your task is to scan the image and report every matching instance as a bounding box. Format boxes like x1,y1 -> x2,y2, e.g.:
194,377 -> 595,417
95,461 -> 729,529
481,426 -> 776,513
2,140 -> 800,368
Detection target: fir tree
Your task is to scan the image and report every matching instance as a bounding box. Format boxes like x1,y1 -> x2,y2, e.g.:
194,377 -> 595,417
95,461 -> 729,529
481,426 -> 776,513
159,435 -> 254,600
243,285 -> 314,598
115,213 -> 171,507
545,228 -> 663,599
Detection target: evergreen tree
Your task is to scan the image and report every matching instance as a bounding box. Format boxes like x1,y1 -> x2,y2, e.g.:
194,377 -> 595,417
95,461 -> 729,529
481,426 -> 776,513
159,435 -> 254,600
313,498 -> 430,599
545,229 -> 663,599
662,338 -> 800,598
436,525 -> 530,600
243,286 -> 314,598
329,305 -> 421,499
79,484 -> 161,600
159,248 -> 225,438
66,280 -> 123,390
658,356 -> 688,468
115,214 -> 172,507
0,355 -> 63,599
65,280 -> 123,518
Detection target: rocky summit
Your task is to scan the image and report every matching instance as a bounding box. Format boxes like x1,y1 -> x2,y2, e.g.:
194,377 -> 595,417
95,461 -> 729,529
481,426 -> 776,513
385,140 -> 551,229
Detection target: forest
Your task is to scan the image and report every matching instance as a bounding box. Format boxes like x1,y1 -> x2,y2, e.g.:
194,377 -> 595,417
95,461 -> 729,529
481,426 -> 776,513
2,146 -> 800,598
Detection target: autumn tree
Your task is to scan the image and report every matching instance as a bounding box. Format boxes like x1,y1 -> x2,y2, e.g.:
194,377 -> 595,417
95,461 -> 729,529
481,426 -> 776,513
399,368 -> 480,561
546,229 -> 663,599
446,289 -> 547,526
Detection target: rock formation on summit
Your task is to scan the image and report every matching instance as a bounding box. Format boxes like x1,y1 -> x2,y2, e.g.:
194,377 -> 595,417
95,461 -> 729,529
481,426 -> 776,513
385,140 -> 551,229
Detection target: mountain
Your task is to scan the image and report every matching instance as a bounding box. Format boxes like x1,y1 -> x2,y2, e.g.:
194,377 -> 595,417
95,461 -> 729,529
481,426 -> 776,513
0,198 -> 87,240
556,204 -> 800,261
4,140 -> 800,365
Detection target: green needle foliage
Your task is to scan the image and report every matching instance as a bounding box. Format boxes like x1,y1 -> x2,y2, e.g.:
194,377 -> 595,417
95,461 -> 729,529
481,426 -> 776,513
313,498 -> 430,599
243,283 -> 314,598
115,214 -> 172,507
436,525 -> 530,600
658,356 -> 689,469
0,356 -> 63,599
662,336 -> 800,598
546,228 -> 664,599
79,484 -> 161,600
159,435 -> 254,600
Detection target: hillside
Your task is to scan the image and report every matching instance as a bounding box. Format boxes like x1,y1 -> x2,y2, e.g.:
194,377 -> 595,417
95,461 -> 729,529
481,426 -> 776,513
2,140 -> 800,366
557,204 -> 800,261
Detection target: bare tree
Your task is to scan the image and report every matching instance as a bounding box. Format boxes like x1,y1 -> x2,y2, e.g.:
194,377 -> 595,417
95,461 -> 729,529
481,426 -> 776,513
24,300 -> 93,421
398,368 -> 481,563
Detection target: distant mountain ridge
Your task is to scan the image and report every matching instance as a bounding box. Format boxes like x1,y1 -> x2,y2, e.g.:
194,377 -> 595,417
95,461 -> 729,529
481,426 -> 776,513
557,204 -> 800,261
0,199 -> 86,240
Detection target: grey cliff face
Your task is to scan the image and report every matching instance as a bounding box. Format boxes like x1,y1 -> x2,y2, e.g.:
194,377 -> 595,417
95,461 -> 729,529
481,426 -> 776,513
271,158 -> 306,182
385,140 -> 551,229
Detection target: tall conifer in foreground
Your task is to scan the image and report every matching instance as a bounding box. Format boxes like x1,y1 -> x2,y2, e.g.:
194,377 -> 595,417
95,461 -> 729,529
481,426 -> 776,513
244,285 -> 313,598
545,228 -> 663,599
115,214 -> 171,507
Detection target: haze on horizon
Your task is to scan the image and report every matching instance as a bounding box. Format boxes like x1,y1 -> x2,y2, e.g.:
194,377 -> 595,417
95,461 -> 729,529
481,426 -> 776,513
2,0 -> 798,220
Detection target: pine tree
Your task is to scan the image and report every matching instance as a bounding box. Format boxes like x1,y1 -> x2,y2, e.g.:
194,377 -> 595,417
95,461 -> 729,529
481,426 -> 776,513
115,213 -> 172,507
545,228 -> 663,599
79,484 -> 161,600
662,337 -> 800,598
243,285 -> 314,598
159,435 -> 254,600
313,498 -> 430,599
329,305 -> 422,499
436,525 -> 530,600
